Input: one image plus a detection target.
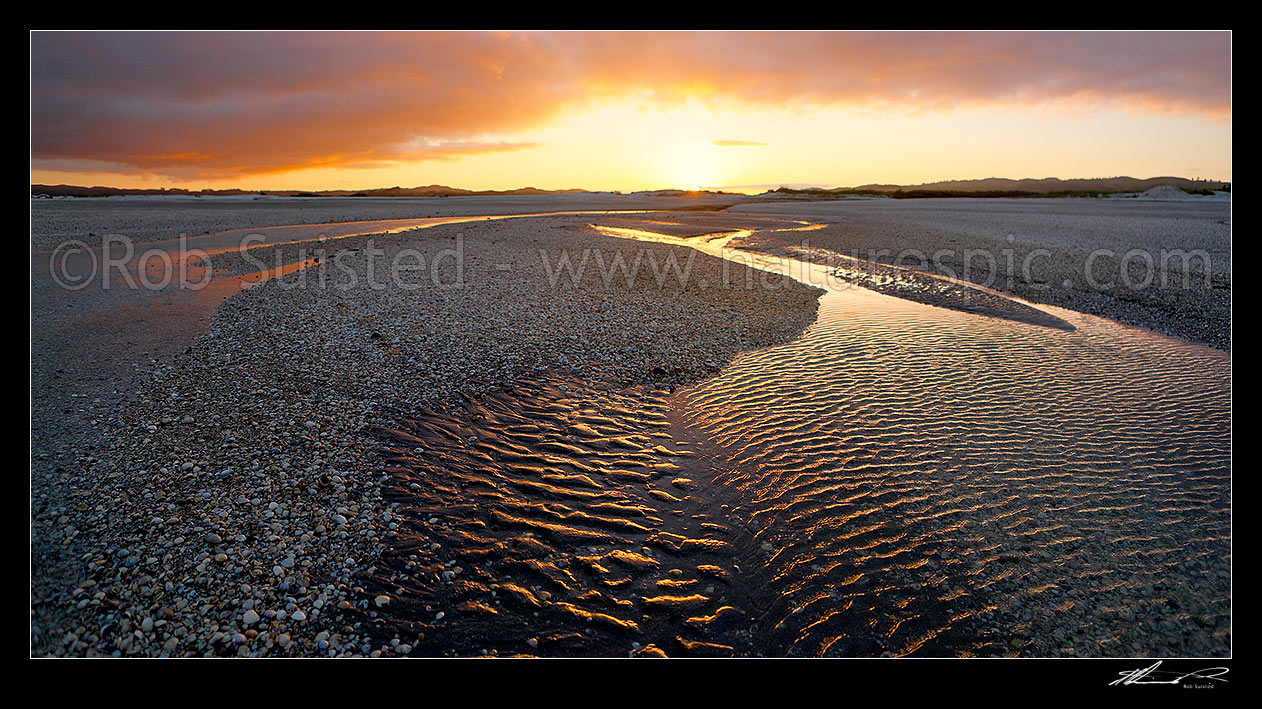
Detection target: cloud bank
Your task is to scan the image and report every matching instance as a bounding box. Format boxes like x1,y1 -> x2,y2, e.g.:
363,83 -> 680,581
31,31 -> 1231,179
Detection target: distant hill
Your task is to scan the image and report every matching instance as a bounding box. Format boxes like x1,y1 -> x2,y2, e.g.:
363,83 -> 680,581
31,184 -> 238,198
32,177 -> 1231,200
850,176 -> 1229,194
30,184 -> 589,198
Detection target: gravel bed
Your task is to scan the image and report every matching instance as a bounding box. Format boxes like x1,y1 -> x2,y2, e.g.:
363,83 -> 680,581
30,216 -> 821,656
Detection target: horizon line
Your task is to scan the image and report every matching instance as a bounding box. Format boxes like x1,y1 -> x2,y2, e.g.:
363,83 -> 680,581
30,174 -> 1233,197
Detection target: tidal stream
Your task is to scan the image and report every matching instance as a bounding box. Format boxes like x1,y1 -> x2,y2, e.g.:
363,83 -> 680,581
359,223 -> 1231,657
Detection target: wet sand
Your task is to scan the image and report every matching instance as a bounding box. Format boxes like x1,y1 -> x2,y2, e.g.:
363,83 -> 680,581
363,376 -> 768,657
669,250 -> 1229,657
30,210 -> 819,656
353,218 -> 1229,657
31,199 -> 1230,657
728,198 -> 1231,349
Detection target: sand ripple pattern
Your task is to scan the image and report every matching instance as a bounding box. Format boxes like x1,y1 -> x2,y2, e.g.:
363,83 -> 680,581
362,225 -> 1229,657
364,379 -> 768,657
674,281 -> 1230,657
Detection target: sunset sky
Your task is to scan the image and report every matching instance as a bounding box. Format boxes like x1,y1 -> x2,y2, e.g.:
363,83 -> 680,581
30,31 -> 1231,193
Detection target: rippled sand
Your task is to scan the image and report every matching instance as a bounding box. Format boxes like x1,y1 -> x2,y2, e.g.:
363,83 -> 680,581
356,222 -> 1230,657
33,203 -> 1229,658
363,378 -> 768,657
675,271 -> 1230,657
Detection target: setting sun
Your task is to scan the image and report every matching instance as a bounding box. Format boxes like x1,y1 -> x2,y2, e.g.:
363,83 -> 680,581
30,31 -> 1230,192
663,141 -> 723,191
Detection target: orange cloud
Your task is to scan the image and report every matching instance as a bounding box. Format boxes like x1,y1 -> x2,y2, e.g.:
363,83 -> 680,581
30,31 -> 1230,180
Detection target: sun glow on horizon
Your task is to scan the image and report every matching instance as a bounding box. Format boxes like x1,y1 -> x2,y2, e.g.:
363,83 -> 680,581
36,98 -> 1225,194
31,31 -> 1232,192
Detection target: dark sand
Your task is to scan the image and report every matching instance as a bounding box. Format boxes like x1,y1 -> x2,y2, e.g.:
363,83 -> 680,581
31,197 -> 1230,657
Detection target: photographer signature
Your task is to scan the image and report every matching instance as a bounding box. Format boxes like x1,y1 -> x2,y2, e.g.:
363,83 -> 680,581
1110,661 -> 1229,686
